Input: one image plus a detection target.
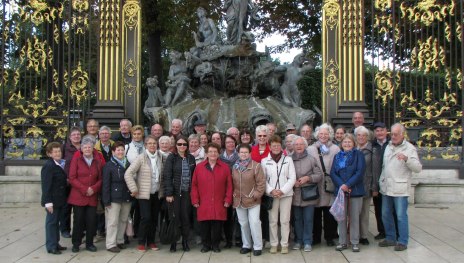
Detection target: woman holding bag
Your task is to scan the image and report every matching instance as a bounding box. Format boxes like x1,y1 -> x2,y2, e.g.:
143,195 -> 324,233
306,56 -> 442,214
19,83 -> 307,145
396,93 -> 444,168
330,134 -> 365,252
291,136 -> 323,252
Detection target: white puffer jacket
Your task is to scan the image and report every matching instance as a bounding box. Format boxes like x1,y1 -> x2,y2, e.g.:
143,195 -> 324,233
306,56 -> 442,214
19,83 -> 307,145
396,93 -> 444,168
261,154 -> 296,197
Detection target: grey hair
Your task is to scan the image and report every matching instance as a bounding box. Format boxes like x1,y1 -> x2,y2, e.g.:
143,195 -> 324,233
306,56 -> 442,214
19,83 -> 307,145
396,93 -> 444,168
99,125 -> 111,134
292,136 -> 308,148
391,123 -> 406,134
285,134 -> 298,143
120,118 -> 132,127
255,125 -> 269,136
354,125 -> 370,136
188,134 -> 201,143
313,123 -> 335,140
158,135 -> 172,144
226,127 -> 239,135
172,118 -> 183,126
266,122 -> 277,133
81,134 -> 96,146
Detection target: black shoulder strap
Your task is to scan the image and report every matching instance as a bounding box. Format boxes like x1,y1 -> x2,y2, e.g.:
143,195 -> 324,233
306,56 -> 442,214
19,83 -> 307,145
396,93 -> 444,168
275,156 -> 286,189
317,147 -> 328,175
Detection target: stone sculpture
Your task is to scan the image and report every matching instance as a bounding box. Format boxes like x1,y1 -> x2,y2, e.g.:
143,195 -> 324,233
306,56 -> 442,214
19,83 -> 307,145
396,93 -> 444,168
164,50 -> 191,106
144,76 -> 164,108
224,0 -> 259,44
192,7 -> 219,48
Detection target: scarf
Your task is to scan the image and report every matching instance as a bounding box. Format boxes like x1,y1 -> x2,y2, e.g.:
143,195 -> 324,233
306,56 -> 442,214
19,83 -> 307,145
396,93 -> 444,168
190,147 -> 201,158
233,157 -> 251,173
54,159 -> 66,170
133,141 -> 144,154
335,149 -> 354,170
112,156 -> 127,168
270,151 -> 283,163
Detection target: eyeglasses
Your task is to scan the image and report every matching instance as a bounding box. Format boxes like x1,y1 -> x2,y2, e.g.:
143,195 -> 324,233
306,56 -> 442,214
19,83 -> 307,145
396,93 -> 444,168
257,135 -> 267,138
177,143 -> 188,146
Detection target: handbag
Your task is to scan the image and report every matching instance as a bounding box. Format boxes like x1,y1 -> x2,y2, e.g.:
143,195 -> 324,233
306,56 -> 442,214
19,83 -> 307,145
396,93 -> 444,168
300,184 -> 319,201
125,217 -> 134,237
159,203 -> 181,244
318,148 -> 334,193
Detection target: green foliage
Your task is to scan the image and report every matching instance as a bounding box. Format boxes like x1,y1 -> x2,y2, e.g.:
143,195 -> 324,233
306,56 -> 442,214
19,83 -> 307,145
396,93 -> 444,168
297,69 -> 322,110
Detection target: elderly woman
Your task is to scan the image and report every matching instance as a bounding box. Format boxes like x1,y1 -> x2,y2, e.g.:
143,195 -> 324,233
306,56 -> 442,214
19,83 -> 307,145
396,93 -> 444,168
191,143 -> 233,253
232,143 -> 265,256
283,134 -> 298,156
125,125 -> 146,163
159,135 -> 173,158
262,135 -> 296,254
239,128 -> 254,146
330,134 -> 365,252
307,123 -> 340,246
354,126 -> 379,246
68,135 -> 103,253
164,136 -> 196,252
41,142 -> 68,255
125,135 -> 165,252
251,125 -> 270,163
189,134 -> 206,164
102,141 -> 132,253
291,136 -> 322,252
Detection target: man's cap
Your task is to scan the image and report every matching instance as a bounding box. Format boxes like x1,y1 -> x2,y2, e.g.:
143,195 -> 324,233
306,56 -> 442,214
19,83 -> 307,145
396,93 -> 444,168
194,119 -> 206,126
373,122 -> 386,129
286,123 -> 296,130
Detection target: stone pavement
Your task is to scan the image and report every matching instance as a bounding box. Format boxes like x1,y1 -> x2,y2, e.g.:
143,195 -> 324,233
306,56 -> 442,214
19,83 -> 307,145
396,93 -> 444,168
0,204 -> 463,263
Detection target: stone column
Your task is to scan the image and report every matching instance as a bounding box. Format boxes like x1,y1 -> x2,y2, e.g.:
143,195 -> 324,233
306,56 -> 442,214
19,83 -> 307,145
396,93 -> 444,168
322,0 -> 370,126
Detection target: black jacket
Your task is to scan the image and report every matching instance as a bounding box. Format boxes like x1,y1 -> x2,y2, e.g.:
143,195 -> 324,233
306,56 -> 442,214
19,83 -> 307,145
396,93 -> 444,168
41,159 -> 68,207
102,157 -> 132,206
163,153 -> 196,196
371,137 -> 390,177
111,132 -> 132,145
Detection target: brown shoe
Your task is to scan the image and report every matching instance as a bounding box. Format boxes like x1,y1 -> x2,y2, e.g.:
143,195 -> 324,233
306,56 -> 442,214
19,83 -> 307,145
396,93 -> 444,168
378,239 -> 396,247
107,246 -> 121,253
394,244 -> 407,251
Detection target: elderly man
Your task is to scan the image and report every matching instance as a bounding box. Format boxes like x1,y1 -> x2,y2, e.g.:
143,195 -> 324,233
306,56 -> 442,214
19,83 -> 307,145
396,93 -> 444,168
285,123 -> 297,135
266,123 -> 277,138
352,112 -> 365,128
150,124 -> 164,141
299,124 -> 314,146
86,119 -> 100,138
226,127 -> 240,142
378,123 -> 422,251
194,120 -> 207,135
170,119 -> 183,140
95,126 -> 114,162
111,119 -> 132,144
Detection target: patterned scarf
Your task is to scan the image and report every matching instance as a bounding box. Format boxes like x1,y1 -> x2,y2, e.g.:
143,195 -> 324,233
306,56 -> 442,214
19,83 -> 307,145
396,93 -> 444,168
133,141 -> 144,154
234,157 -> 251,173
190,147 -> 201,158
335,150 -> 354,170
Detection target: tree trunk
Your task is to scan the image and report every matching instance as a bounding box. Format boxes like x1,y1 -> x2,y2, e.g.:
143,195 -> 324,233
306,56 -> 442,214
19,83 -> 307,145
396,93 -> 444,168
147,31 -> 163,87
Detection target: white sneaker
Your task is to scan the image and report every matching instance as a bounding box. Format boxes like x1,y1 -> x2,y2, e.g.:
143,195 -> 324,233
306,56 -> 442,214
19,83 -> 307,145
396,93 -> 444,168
304,244 -> 312,252
292,243 -> 301,250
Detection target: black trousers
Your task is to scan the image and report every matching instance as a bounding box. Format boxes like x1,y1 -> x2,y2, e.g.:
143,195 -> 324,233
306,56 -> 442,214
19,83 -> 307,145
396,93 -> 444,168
223,206 -> 234,244
201,220 -> 223,249
260,204 -> 270,241
72,205 -> 97,247
172,191 -> 191,240
373,194 -> 385,234
138,193 -> 161,245
60,203 -> 72,233
313,206 -> 338,242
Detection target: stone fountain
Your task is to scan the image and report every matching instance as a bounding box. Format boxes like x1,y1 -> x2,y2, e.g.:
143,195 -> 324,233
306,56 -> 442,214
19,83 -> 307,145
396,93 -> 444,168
143,2 -> 315,134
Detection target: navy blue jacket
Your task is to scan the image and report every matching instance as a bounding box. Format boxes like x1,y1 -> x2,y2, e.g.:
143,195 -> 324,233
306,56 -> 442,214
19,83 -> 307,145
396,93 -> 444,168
330,149 -> 366,197
41,159 -> 68,207
102,157 -> 132,206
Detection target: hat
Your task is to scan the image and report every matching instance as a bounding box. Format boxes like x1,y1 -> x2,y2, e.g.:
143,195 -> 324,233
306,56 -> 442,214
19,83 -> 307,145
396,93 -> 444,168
194,119 -> 206,126
286,123 -> 296,130
373,122 -> 386,129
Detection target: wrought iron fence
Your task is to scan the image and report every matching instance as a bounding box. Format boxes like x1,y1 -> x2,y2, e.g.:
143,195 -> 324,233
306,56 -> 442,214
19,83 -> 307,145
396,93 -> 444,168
365,0 -> 464,161
0,0 -> 99,160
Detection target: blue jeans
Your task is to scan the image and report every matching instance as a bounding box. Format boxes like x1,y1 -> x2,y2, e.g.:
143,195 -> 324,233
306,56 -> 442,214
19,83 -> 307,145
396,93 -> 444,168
382,195 -> 409,245
45,206 -> 64,251
293,205 -> 315,246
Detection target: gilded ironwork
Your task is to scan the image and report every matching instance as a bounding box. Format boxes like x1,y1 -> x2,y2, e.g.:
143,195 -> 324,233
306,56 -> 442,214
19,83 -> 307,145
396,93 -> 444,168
400,0 -> 455,26
375,0 -> 391,11
7,117 -> 27,126
410,36 -> 445,73
458,69 -> 463,89
69,62 -> 89,105
401,88 -> 456,120
124,58 -> 137,77
374,69 -> 400,107
20,37 -> 48,73
72,0 -> 90,34
457,22 -> 462,41
123,1 -> 140,31
8,88 -> 63,119
325,59 -> 339,97
20,0 -> 63,26
123,78 -> 136,96
323,0 -> 340,30
400,119 -> 421,128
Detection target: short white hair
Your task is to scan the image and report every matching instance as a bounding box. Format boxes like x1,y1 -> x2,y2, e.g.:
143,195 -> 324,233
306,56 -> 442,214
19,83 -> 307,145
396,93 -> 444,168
285,134 -> 298,142
99,126 -> 111,134
226,127 -> 239,135
159,135 -> 172,144
81,134 -> 96,146
266,122 -> 277,132
293,136 -> 308,148
313,123 -> 334,140
172,119 -> 182,126
255,125 -> 268,136
391,123 -> 406,134
354,125 -> 370,136
120,118 -> 132,127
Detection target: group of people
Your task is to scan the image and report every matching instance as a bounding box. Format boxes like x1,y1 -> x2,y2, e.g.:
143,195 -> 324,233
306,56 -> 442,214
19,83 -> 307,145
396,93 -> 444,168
41,112 -> 421,256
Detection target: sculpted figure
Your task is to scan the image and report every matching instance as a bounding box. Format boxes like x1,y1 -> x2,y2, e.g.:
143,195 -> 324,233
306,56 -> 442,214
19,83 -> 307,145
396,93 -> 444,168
192,7 -> 219,48
164,51 -> 191,106
224,0 -> 258,45
277,54 -> 315,107
144,76 -> 164,108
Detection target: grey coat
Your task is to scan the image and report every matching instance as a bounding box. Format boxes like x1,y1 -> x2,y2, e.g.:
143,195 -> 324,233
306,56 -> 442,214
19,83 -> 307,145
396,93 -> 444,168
359,142 -> 380,197
292,151 -> 323,207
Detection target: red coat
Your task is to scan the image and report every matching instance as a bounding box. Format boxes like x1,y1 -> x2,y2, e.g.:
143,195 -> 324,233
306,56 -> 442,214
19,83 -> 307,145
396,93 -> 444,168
67,153 -> 103,207
251,144 -> 270,163
191,159 -> 233,221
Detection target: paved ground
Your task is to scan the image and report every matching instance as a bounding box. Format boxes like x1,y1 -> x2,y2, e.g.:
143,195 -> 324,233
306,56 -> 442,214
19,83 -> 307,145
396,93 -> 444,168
0,203 -> 462,263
